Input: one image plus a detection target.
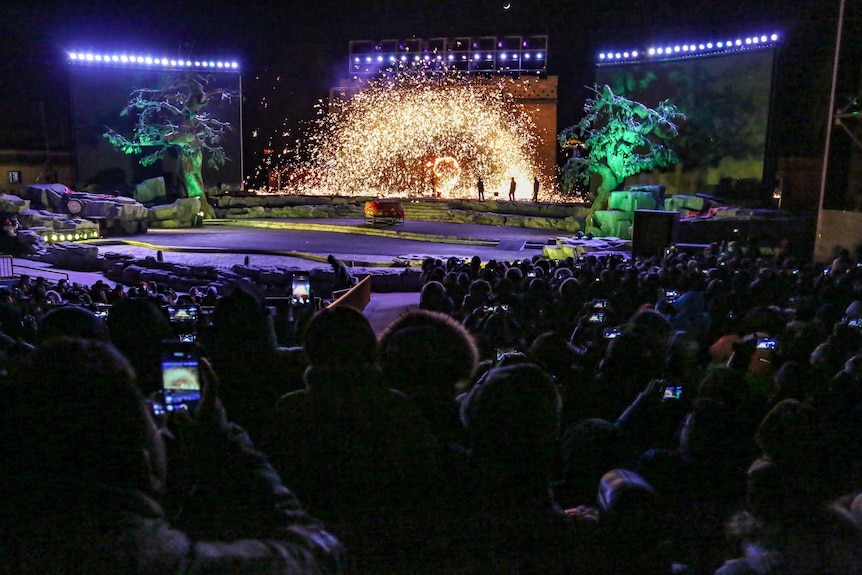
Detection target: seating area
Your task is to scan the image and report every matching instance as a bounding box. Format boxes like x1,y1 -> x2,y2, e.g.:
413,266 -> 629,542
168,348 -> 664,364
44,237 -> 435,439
4,237 -> 862,574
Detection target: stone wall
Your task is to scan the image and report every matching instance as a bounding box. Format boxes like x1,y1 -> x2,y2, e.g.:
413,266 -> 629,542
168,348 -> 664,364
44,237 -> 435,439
212,193 -> 589,232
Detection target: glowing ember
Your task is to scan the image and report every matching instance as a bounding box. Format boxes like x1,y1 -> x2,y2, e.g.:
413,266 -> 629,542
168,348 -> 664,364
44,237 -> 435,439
283,69 -> 545,199
432,156 -> 461,196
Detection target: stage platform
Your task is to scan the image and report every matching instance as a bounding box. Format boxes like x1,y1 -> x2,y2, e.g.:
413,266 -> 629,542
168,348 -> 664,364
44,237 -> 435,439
211,193 -> 816,258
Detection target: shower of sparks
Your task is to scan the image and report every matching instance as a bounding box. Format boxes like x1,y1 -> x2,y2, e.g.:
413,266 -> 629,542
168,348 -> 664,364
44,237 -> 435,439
270,68 -> 546,199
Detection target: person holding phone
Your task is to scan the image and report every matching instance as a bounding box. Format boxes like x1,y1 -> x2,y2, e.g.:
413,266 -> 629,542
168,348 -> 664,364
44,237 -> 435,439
2,337 -> 344,574
268,306 -> 443,573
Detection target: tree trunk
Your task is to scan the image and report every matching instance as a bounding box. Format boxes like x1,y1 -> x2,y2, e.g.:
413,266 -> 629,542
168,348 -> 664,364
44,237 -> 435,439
199,189 -> 216,219
586,165 -> 620,228
179,149 -> 204,198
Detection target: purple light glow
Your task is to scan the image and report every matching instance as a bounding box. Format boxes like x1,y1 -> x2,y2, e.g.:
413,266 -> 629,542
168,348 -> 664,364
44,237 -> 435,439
68,51 -> 239,70
598,31 -> 781,64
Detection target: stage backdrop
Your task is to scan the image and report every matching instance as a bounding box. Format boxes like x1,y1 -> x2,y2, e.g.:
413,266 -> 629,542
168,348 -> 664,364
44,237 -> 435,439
596,47 -> 776,198
68,63 -> 242,194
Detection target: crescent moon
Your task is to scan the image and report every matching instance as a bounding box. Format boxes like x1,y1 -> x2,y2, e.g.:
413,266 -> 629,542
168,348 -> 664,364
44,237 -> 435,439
503,3 -> 511,10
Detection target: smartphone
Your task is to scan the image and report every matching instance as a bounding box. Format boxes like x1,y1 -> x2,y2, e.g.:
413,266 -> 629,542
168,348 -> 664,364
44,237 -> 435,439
527,271 -> 538,279
495,347 -> 516,362
588,312 -> 605,324
756,337 -> 778,350
291,274 -> 311,306
593,300 -> 608,310
848,318 -> 862,329
167,305 -> 199,324
161,341 -> 201,413
663,289 -> 679,303
662,385 -> 683,400
603,326 -> 622,339
92,303 -> 111,320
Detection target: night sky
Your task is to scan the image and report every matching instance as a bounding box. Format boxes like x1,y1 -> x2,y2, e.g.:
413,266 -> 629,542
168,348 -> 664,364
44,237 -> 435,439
0,0 -> 846,167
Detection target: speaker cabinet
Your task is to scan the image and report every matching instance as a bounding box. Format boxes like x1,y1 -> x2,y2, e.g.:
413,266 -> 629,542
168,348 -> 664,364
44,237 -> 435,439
632,210 -> 679,258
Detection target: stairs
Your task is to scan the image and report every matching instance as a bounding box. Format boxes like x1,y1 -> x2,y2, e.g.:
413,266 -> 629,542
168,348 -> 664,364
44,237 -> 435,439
400,199 -> 454,222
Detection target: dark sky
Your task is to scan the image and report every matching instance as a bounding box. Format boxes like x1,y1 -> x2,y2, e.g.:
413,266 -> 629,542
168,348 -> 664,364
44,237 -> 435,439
0,0 -> 843,155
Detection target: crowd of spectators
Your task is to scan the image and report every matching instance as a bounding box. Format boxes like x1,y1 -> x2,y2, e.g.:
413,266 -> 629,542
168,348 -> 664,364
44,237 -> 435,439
3,237 -> 862,574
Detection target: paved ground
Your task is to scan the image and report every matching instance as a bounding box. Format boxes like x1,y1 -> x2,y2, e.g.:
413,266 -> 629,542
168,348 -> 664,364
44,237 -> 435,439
11,217 -> 580,333
103,218 -> 565,265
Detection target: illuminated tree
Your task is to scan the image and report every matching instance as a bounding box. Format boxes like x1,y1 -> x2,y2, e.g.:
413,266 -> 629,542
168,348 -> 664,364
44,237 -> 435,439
103,73 -> 236,208
559,84 -> 683,224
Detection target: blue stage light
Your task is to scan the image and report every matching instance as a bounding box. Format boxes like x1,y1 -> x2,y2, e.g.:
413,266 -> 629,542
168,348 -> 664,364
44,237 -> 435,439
68,51 -> 239,71
600,31 -> 780,64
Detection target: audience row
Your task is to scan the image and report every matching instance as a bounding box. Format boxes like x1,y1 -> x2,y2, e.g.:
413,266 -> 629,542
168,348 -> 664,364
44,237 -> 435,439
2,239 -> 862,574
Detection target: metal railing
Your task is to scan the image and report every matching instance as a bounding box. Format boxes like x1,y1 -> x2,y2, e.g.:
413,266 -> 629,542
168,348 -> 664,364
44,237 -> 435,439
0,255 -> 69,282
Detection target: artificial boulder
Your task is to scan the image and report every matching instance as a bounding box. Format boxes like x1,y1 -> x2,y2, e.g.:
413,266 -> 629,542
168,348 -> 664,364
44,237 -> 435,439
16,185 -> 149,236
0,194 -> 30,215
148,197 -> 202,228
77,194 -> 149,221
46,242 -> 102,271
19,184 -> 74,212
134,177 -> 168,206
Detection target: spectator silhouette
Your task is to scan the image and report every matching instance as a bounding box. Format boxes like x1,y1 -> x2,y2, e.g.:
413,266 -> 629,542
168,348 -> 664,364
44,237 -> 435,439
38,304 -> 109,343
107,296 -> 176,396
327,254 -> 353,293
1,337 -> 344,574
419,280 -> 457,315
204,286 -> 308,444
593,469 -> 677,575
267,306 -> 443,573
379,308 -> 479,448
458,362 -> 595,574
557,418 -> 631,509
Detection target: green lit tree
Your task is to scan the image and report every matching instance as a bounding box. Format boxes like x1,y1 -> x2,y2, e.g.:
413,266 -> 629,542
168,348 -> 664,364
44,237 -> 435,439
559,84 -> 684,225
103,73 -> 236,211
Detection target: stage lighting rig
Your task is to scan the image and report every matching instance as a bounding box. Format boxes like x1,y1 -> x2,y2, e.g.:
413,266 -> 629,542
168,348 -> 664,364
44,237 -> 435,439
348,35 -> 547,79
